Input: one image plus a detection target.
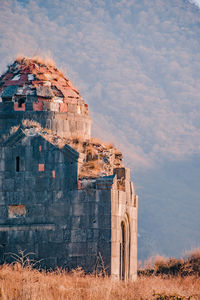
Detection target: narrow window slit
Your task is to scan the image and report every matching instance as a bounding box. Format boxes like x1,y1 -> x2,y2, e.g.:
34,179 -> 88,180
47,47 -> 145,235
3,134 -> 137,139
16,156 -> 20,172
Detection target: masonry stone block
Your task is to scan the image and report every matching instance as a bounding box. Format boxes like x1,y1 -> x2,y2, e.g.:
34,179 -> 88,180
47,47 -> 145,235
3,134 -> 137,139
4,171 -> 12,180
27,204 -> 45,217
63,229 -> 71,242
87,229 -> 99,242
3,179 -> 14,191
99,214 -> 111,229
68,242 -> 87,257
65,256 -> 77,270
86,215 -> 98,229
42,257 -> 57,269
71,216 -> 81,228
0,192 -> 5,205
48,203 -> 71,217
5,192 -> 13,203
63,120 -> 70,133
0,206 -> 6,218
69,120 -> 76,132
99,229 -> 111,242
87,242 -> 98,256
15,176 -> 25,189
12,191 -> 25,203
72,203 -> 85,216
71,229 -> 87,243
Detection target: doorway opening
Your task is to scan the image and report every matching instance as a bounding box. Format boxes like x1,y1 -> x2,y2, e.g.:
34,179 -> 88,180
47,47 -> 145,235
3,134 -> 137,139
120,222 -> 126,280
120,216 -> 130,280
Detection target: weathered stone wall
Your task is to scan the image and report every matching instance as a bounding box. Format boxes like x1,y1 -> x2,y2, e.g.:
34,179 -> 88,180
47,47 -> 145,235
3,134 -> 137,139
0,102 -> 92,140
0,135 -> 112,272
0,128 -> 137,279
0,58 -> 138,279
0,188 -> 112,273
37,189 -> 112,271
0,133 -> 78,266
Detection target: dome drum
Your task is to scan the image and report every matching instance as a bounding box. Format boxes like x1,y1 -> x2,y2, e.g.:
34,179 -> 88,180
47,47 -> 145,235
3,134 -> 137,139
0,58 -> 92,139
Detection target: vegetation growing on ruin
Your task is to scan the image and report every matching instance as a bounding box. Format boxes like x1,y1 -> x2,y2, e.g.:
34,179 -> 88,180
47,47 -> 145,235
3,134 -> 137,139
4,120 -> 123,179
15,55 -> 57,69
0,248 -> 199,300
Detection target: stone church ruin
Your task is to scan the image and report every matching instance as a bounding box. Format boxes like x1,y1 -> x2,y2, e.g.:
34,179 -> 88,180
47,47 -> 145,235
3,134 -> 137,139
0,57 -> 138,280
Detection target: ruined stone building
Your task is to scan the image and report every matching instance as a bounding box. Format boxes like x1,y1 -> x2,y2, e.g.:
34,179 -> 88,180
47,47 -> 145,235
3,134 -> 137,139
0,57 -> 138,280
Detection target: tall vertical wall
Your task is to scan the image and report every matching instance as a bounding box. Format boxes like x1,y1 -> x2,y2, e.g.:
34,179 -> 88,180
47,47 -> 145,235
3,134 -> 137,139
111,168 -> 137,280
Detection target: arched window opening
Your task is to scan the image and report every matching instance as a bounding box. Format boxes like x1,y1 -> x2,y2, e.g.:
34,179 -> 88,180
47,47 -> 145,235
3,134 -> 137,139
18,98 -> 25,108
16,156 -> 20,172
120,222 -> 126,280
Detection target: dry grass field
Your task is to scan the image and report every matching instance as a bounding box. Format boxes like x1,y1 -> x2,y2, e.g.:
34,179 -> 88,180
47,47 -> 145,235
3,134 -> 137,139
0,249 -> 199,300
0,265 -> 199,300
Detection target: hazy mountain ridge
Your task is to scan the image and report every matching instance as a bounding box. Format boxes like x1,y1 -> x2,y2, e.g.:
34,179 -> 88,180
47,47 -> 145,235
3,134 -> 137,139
137,156 -> 200,261
0,0 -> 200,261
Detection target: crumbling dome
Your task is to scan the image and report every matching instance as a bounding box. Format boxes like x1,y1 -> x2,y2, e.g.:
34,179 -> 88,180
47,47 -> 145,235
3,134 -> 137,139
0,56 -> 91,139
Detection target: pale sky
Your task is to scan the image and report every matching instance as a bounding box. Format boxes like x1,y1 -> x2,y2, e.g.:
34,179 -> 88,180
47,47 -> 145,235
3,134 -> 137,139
189,0 -> 200,8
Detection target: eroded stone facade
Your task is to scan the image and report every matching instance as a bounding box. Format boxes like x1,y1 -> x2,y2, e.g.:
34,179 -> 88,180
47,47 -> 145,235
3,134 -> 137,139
0,58 -> 137,280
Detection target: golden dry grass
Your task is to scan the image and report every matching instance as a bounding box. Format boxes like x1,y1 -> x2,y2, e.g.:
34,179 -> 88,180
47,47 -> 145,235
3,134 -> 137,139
20,120 -> 123,178
0,264 -> 199,300
15,54 -> 57,68
141,248 -> 200,278
9,125 -> 20,135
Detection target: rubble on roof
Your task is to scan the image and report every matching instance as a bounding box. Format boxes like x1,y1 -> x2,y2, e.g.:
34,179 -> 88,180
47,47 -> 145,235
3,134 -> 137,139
36,86 -> 54,98
0,56 -> 88,114
51,86 -> 64,98
3,119 -> 122,179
